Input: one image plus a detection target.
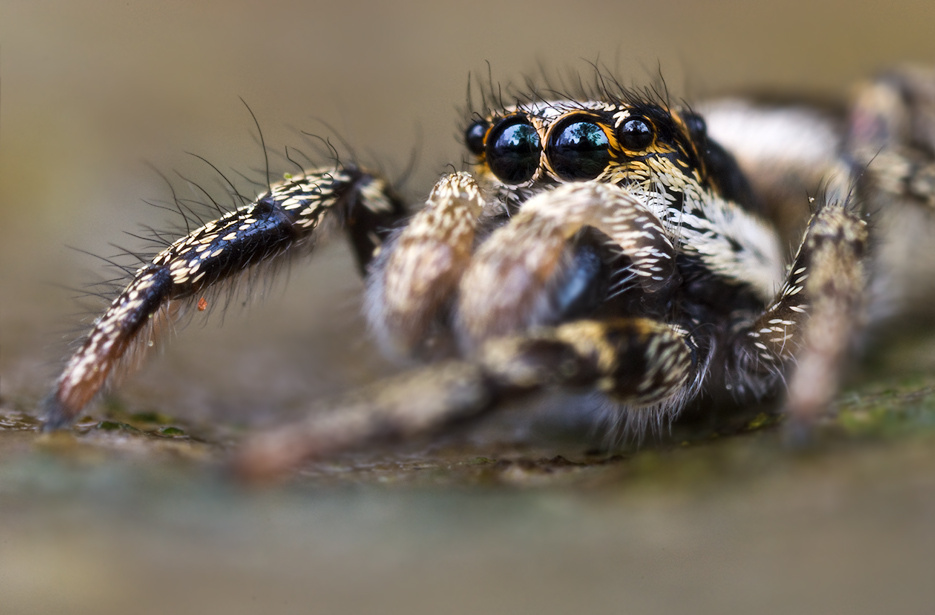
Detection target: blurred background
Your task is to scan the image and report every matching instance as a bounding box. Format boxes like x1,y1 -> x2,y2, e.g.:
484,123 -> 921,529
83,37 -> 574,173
2,1 -> 935,614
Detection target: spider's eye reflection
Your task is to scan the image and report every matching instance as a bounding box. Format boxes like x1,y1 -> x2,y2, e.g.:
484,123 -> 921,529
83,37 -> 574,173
486,117 -> 541,184
618,117 -> 654,150
464,120 -> 488,156
548,118 -> 610,181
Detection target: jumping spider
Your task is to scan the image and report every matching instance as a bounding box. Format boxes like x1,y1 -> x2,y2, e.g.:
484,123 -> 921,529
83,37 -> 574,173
42,67 -> 935,479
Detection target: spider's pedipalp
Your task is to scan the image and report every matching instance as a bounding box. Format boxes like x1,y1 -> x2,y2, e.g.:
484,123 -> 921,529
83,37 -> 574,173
456,182 -> 679,347
365,172 -> 485,359
43,167 -> 408,428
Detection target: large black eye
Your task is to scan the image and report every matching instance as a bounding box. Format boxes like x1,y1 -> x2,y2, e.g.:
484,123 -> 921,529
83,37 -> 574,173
618,117 -> 654,150
464,119 -> 488,156
547,117 -> 610,181
485,117 -> 541,184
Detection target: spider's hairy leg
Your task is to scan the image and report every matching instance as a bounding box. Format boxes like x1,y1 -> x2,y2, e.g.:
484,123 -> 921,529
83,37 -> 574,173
849,65 -> 935,210
235,318 -> 695,480
365,172 -> 485,358
732,201 -> 869,426
845,67 -> 935,319
784,204 -> 868,431
42,166 -> 407,429
456,182 -> 679,347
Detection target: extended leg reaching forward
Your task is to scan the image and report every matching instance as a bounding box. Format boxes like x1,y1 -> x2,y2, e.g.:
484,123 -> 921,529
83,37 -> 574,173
43,168 -> 408,428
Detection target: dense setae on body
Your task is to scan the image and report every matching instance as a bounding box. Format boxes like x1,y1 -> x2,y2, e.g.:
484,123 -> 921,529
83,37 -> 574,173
42,67 -> 935,478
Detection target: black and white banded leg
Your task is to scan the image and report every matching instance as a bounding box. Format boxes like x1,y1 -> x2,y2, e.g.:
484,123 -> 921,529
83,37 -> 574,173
730,200 -> 869,429
43,166 -> 407,428
236,317 -> 696,480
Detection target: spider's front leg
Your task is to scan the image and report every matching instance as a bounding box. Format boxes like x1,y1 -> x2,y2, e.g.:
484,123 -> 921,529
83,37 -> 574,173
237,317 -> 696,480
43,166 -> 407,428
731,200 -> 869,431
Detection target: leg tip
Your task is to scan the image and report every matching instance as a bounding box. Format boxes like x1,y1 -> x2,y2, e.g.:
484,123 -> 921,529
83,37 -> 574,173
38,395 -> 75,432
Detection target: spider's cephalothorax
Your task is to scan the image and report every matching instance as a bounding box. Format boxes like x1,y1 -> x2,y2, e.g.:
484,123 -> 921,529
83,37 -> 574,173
42,67 -> 935,479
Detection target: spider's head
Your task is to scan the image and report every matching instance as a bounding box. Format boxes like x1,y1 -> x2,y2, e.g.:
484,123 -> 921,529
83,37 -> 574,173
464,100 -> 715,194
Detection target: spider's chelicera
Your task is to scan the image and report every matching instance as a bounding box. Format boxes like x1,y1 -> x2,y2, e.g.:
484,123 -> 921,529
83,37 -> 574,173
42,67 -> 935,478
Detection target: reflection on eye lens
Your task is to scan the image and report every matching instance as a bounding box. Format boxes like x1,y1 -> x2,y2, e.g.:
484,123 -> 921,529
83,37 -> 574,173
548,119 -> 610,181
618,118 -> 654,150
486,117 -> 541,184
465,120 -> 488,156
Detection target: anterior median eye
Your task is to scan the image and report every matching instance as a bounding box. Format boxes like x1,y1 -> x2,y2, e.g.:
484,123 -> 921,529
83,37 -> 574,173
486,117 -> 541,184
547,118 -> 610,181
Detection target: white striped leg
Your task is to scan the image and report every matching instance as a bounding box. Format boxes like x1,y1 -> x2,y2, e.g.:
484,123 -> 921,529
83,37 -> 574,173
43,167 -> 406,428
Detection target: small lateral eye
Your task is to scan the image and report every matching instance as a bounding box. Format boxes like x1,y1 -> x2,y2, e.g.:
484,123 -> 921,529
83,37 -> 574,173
618,117 -> 654,151
486,117 -> 541,184
547,117 -> 610,181
464,119 -> 488,156
683,112 -> 707,140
